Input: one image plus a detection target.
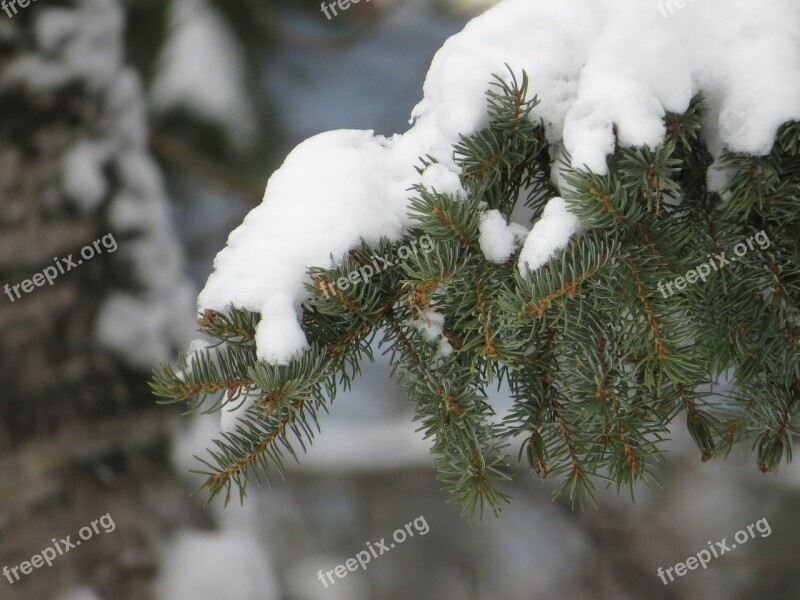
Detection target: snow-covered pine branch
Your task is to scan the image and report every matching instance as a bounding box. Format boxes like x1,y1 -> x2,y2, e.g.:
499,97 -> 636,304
153,0 -> 800,515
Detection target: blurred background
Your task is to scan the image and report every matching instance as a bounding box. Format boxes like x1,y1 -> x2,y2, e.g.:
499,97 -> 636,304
1,0 -> 799,599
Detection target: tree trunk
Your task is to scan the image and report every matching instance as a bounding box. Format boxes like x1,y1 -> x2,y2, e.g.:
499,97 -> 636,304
0,3 -> 207,598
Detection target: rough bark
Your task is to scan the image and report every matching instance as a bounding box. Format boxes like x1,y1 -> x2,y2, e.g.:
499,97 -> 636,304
0,3 -> 207,599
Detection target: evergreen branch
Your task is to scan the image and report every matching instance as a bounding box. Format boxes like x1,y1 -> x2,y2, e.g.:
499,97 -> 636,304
196,346 -> 334,505
154,69 -> 800,517
625,256 -> 671,360
677,383 -> 717,461
201,396 -> 309,504
151,342 -> 258,408
516,233 -> 613,322
197,307 -> 258,343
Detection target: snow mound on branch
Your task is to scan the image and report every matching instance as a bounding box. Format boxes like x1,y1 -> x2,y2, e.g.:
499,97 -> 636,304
254,293 -> 309,365
420,162 -> 466,196
199,126 -> 455,363
199,0 -> 800,364
413,308 -> 446,342
479,209 -> 528,263
518,198 -> 580,276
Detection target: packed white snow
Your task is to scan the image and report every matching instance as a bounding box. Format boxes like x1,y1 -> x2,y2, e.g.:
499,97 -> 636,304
518,198 -> 581,276
413,308 -> 446,342
254,292 -> 310,365
479,209 -> 528,263
198,0 -> 800,364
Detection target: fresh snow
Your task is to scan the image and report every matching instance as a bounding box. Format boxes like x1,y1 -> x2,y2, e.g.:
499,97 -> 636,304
479,209 -> 528,263
198,0 -> 800,364
518,198 -> 580,276
413,308 -> 446,342
254,293 -> 310,365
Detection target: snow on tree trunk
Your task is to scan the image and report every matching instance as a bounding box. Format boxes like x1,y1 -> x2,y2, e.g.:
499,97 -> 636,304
0,2 -> 202,598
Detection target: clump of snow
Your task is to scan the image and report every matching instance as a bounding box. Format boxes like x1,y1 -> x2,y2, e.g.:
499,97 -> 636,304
437,337 -> 454,358
518,198 -> 580,276
413,308 -> 455,360
678,0 -> 800,157
61,141 -> 110,212
420,162 -> 465,196
254,292 -> 310,364
418,0 -> 799,172
198,127 -> 447,363
198,0 -> 800,365
413,308 -> 445,342
151,0 -> 257,151
479,209 -> 528,263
